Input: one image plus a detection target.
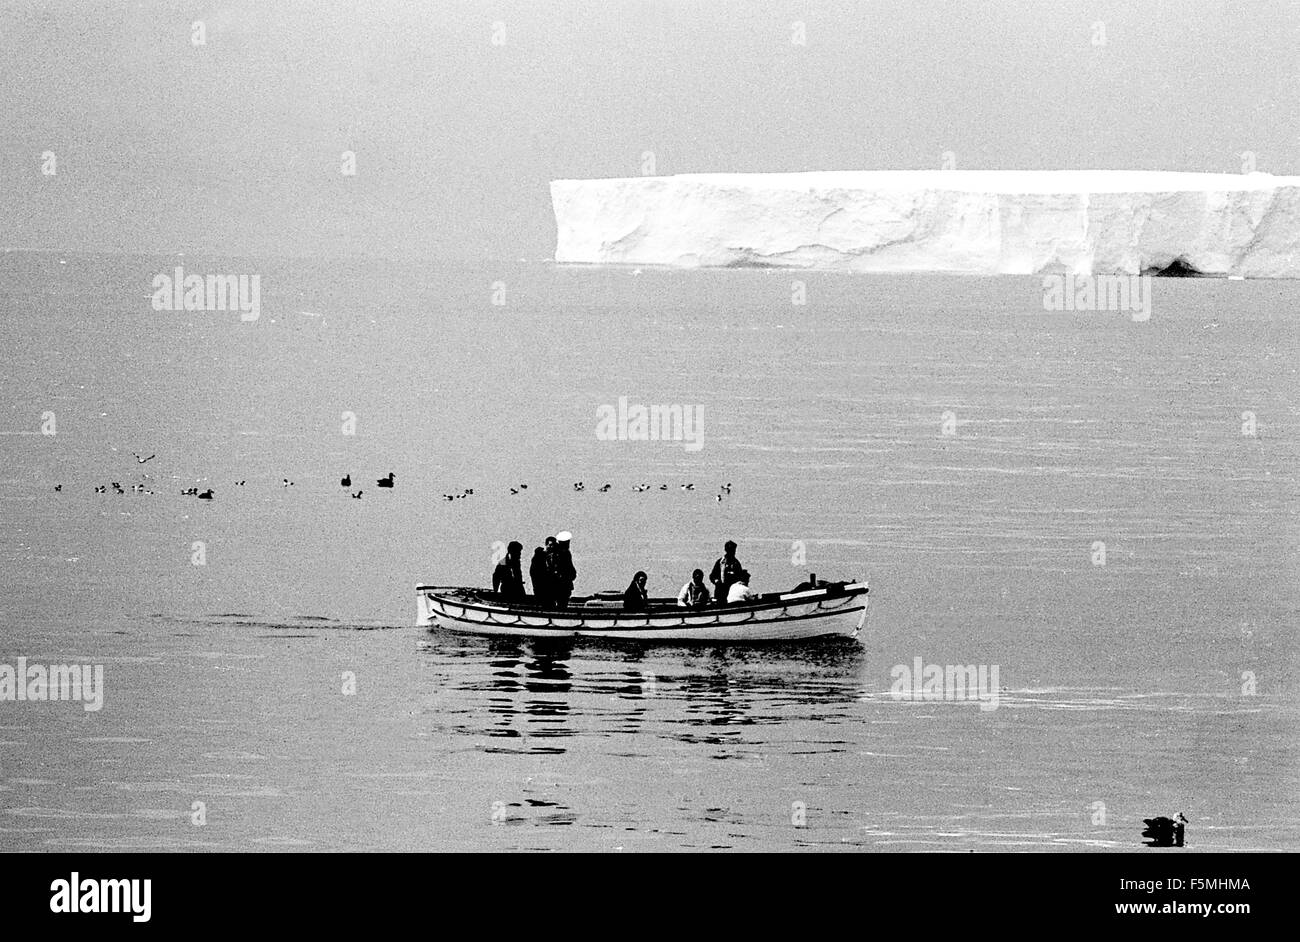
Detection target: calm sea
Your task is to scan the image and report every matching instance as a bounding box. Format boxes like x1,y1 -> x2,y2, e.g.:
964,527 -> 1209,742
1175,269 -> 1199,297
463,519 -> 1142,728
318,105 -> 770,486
1,252 -> 1296,851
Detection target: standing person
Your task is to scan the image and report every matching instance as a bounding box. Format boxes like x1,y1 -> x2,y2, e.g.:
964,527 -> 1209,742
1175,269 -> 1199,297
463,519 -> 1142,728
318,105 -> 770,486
529,546 -> 551,605
677,568 -> 711,608
492,541 -> 525,599
623,571 -> 649,610
709,540 -> 744,604
549,530 -> 577,608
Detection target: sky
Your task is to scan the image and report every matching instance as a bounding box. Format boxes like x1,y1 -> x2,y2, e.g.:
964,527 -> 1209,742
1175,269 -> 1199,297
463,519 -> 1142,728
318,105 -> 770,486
2,0 -> 1298,262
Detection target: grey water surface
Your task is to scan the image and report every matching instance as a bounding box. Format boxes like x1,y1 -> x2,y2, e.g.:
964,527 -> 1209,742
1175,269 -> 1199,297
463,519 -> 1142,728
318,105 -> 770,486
1,254 -> 1296,850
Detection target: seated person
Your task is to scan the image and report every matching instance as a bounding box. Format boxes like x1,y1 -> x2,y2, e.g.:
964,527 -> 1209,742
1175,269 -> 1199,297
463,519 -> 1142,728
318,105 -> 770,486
676,569 -> 711,608
623,571 -> 649,610
726,570 -> 759,604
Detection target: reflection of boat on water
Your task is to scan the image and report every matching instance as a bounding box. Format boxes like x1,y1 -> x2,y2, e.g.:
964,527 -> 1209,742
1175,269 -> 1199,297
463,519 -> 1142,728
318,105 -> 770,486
416,579 -> 869,642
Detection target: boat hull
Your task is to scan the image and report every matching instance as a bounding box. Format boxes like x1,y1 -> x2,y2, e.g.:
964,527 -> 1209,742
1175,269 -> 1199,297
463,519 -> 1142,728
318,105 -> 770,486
416,582 -> 868,642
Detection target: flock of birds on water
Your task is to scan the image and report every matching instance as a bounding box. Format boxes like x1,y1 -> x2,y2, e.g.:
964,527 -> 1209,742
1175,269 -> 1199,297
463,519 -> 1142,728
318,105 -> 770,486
54,453 -> 736,504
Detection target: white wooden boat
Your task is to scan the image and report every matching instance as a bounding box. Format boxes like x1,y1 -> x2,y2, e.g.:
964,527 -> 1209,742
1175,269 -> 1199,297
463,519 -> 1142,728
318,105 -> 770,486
416,579 -> 868,642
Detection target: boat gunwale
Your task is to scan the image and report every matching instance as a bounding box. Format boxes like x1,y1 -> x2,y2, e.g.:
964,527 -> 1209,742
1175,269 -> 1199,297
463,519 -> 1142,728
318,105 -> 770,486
417,582 -> 867,623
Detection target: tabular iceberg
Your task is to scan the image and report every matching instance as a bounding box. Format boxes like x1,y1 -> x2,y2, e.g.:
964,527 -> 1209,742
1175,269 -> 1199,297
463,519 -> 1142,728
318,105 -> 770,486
550,171 -> 1300,277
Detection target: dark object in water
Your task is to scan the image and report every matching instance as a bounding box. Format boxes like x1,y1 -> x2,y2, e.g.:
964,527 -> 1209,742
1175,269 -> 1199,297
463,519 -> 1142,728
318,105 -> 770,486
1142,258 -> 1204,277
1141,813 -> 1187,847
197,489 -> 214,500
341,474 -> 351,487
377,472 -> 395,488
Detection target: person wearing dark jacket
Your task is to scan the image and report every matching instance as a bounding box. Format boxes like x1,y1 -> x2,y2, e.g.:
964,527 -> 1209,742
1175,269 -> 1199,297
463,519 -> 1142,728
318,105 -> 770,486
709,540 -> 744,604
529,546 -> 550,605
623,571 -> 649,610
492,541 -> 525,599
549,531 -> 577,608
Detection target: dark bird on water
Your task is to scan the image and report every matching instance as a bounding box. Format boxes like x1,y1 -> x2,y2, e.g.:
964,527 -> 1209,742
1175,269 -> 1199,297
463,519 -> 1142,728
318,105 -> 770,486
509,487 -> 519,495
378,473 -> 395,488
235,480 -> 245,486
1141,813 -> 1187,847
133,453 -> 155,464
94,486 -> 106,493
573,482 -> 584,491
598,484 -> 611,492
53,484 -> 62,492
341,474 -> 351,487
283,478 -> 294,487
352,490 -> 363,499
197,489 -> 214,500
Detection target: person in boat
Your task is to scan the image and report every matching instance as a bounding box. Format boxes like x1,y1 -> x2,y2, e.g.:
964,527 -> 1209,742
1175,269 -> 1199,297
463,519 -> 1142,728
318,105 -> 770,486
548,531 -> 577,608
676,568 -> 711,608
726,570 -> 759,604
709,540 -> 744,604
492,541 -> 525,599
624,571 -> 649,610
529,545 -> 551,605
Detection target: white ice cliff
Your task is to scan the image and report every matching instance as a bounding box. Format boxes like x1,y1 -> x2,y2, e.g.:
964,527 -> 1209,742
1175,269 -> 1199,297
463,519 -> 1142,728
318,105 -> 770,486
550,171 -> 1300,277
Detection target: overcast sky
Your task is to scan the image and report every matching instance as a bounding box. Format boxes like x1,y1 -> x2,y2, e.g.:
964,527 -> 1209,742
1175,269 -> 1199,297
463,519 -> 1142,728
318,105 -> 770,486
2,0 -> 1297,262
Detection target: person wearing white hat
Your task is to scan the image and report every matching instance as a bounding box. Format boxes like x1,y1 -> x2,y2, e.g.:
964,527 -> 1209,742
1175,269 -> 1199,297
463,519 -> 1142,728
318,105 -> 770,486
548,531 -> 577,608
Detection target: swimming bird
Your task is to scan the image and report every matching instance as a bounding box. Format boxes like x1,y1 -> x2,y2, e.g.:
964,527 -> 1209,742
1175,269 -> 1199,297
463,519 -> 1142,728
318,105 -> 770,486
235,480 -> 245,486
352,490 -> 363,499
283,478 -> 294,487
378,473 -> 395,488
341,474 -> 351,487
509,487 -> 519,495
519,484 -> 527,489
681,483 -> 694,491
573,482 -> 584,491
53,484 -> 62,492
659,484 -> 668,491
111,482 -> 124,494
132,453 -> 155,464
598,484 -> 611,492
720,483 -> 732,494
197,489 -> 214,500
1141,813 -> 1187,847
442,494 -> 455,501
94,485 -> 105,494
715,494 -> 723,502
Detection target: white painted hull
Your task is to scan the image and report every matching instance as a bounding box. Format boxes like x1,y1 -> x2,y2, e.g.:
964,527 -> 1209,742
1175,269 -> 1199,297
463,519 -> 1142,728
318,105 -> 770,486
416,582 -> 868,642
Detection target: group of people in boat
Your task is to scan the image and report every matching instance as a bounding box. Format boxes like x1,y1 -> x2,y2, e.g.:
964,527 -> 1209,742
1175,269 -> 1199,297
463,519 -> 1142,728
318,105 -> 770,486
491,536 -> 758,609
491,531 -> 578,607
